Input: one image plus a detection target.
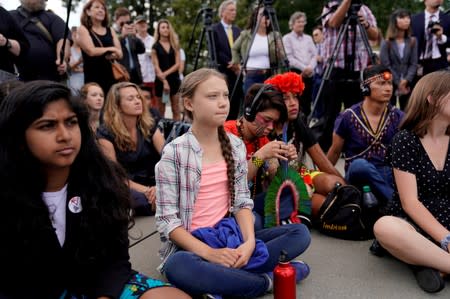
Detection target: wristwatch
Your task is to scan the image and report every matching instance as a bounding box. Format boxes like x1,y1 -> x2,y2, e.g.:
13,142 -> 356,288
440,234 -> 450,252
5,39 -> 11,50
251,155 -> 264,168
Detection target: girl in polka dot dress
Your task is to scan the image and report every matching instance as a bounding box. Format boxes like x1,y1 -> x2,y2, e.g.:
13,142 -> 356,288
373,71 -> 450,293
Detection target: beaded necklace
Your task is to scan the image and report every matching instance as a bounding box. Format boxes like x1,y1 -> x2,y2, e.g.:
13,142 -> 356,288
236,118 -> 264,199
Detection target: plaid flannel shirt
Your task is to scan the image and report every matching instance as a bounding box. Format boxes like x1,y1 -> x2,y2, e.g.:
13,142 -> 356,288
155,130 -> 253,272
322,2 -> 377,71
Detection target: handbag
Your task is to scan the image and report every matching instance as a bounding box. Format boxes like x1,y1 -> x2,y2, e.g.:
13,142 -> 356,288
316,183 -> 373,240
90,31 -> 130,82
111,60 -> 130,82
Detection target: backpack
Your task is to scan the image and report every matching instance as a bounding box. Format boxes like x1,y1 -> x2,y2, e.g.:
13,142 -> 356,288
316,184 -> 373,240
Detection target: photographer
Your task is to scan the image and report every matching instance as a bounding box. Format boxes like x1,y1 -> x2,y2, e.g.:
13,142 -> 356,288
317,0 -> 378,151
114,7 -> 145,85
411,0 -> 450,76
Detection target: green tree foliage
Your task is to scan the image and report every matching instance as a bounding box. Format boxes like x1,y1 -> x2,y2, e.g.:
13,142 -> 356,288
62,0 -> 444,69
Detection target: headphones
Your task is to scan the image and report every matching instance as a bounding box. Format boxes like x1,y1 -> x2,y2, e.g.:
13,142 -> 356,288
360,71 -> 371,97
244,84 -> 275,122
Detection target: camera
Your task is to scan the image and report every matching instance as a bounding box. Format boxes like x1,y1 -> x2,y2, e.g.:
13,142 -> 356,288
428,20 -> 441,34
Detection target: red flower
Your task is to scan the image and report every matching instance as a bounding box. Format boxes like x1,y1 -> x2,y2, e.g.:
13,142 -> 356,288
265,72 -> 305,95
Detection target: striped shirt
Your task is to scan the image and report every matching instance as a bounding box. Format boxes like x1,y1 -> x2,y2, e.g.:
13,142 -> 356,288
322,2 -> 377,71
155,130 -> 253,272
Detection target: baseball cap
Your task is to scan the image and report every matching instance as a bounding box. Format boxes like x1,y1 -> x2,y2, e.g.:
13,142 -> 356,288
135,15 -> 147,24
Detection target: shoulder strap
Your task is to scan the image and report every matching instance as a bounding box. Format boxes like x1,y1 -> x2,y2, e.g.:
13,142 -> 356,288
17,7 -> 53,44
90,30 -> 104,47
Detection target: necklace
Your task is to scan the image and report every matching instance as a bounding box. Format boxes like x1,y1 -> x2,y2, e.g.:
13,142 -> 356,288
237,119 -> 265,199
360,104 -> 388,137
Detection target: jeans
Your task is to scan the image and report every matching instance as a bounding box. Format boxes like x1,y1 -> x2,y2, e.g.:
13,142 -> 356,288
164,223 -> 310,297
345,158 -> 394,204
243,72 -> 271,95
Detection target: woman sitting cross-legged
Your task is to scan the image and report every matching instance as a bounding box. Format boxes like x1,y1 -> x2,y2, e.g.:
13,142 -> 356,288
97,82 -> 165,216
156,69 -> 311,298
373,70 -> 450,293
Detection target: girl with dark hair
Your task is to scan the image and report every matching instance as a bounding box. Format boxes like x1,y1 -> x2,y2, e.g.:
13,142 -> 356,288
0,81 -> 190,299
380,9 -> 418,110
374,71 -> 450,293
78,0 -> 123,95
231,6 -> 286,94
156,69 -> 310,298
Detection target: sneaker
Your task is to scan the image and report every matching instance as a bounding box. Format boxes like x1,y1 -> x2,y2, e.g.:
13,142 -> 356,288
291,260 -> 310,282
411,266 -> 445,293
369,239 -> 387,257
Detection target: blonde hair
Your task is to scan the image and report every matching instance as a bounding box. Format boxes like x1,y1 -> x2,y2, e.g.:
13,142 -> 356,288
179,68 -> 235,207
154,19 -> 179,51
103,82 -> 155,151
218,0 -> 236,19
401,71 -> 450,137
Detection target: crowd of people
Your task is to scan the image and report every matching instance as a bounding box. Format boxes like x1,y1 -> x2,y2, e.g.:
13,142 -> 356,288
0,0 -> 449,298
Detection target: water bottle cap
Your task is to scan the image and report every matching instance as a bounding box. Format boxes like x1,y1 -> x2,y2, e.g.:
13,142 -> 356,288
279,250 -> 288,263
363,185 -> 371,192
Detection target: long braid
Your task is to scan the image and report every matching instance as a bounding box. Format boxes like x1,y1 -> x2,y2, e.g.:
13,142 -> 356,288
218,125 -> 235,210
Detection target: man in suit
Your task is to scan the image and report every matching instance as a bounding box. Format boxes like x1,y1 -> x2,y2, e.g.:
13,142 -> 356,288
411,0 -> 450,76
212,0 -> 242,120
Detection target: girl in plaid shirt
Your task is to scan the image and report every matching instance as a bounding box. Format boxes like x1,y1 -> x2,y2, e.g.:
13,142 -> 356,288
156,68 -> 311,298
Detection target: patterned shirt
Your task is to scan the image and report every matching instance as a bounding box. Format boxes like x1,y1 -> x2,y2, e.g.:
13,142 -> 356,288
155,130 -> 253,272
334,103 -> 403,170
322,2 -> 377,71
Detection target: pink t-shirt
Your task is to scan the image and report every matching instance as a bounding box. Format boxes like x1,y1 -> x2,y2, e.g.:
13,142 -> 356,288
190,160 -> 230,231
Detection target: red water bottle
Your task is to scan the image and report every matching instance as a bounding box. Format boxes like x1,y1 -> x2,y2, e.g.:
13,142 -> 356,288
273,250 -> 296,299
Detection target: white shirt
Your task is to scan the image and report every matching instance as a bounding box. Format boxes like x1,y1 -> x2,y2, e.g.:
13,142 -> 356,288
42,184 -> 67,246
246,34 -> 270,69
422,10 -> 448,59
137,33 -> 156,83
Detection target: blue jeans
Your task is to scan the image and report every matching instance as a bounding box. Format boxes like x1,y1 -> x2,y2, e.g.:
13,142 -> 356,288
164,223 -> 310,297
345,158 -> 394,203
243,72 -> 271,95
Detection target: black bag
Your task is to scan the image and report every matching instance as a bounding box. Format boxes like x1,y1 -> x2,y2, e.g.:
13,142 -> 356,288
316,184 -> 373,240
157,118 -> 191,145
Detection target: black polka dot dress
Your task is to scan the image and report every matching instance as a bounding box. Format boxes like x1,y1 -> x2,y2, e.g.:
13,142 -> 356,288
387,130 -> 450,230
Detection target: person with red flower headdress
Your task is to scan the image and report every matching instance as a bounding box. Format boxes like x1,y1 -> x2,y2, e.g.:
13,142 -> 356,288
265,72 -> 345,220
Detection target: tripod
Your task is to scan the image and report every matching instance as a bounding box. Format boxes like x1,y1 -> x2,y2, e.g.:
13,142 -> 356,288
309,2 -> 376,125
188,3 -> 218,70
230,0 -> 289,115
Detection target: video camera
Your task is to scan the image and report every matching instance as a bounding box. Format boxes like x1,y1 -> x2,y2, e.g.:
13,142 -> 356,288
428,19 -> 441,34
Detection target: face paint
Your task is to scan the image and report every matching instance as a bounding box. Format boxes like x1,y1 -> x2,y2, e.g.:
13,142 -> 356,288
254,114 -> 274,137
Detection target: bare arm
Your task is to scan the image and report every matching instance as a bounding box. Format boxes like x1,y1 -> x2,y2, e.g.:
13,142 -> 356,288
394,168 -> 449,243
326,133 -> 345,165
152,129 -> 165,154
77,25 -> 120,57
307,143 -> 343,178
328,0 -> 351,28
151,49 -> 164,81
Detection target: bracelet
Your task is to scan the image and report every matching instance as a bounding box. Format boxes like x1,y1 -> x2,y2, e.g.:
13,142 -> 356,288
440,233 -> 450,252
251,155 -> 264,168
143,186 -> 150,194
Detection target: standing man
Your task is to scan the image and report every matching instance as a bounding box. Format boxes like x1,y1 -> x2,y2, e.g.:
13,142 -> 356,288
283,11 -> 317,118
317,0 -> 379,151
113,7 -> 145,85
10,0 -> 69,82
135,15 -> 156,107
412,0 -> 450,76
0,6 -> 29,82
212,0 -> 242,120
327,65 -> 403,206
